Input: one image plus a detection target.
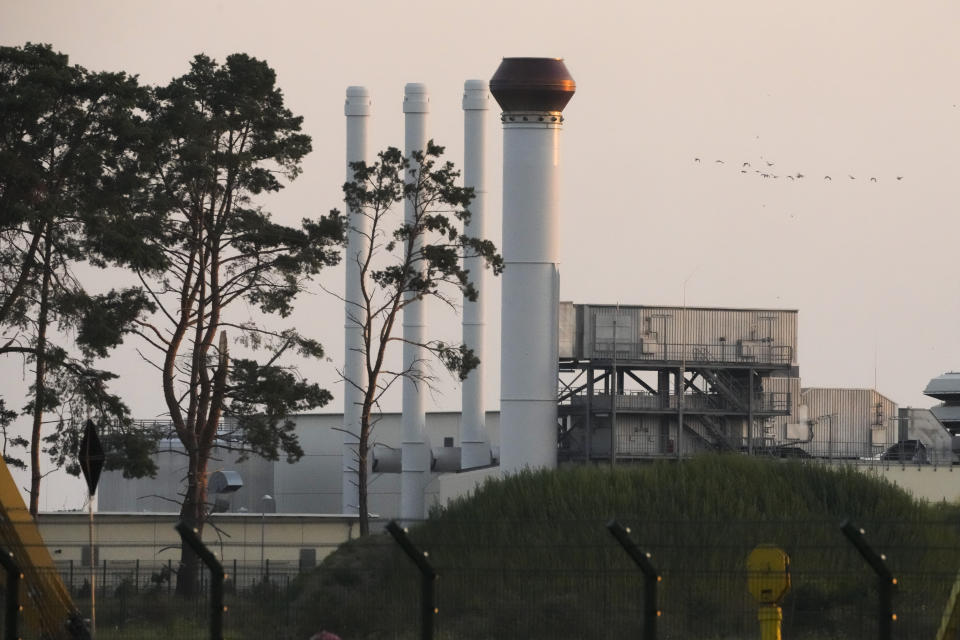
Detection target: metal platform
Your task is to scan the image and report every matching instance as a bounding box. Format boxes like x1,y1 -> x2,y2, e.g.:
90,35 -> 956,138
557,303 -> 799,462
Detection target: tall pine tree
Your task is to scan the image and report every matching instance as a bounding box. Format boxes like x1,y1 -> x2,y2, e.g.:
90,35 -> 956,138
0,43 -> 161,513
134,53 -> 343,594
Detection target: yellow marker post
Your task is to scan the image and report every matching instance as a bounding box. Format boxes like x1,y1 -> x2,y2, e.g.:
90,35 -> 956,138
935,567 -> 960,640
747,545 -> 791,640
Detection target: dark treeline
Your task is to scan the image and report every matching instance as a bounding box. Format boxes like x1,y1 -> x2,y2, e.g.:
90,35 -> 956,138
1,43 -> 344,594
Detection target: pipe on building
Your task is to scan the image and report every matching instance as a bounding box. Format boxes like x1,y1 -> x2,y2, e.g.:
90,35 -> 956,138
490,58 -> 576,474
400,83 -> 432,521
342,86 -> 370,514
460,79 -> 492,470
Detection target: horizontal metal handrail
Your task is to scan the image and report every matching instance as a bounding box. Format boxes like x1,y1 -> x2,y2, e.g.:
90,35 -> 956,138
591,436 -> 958,466
564,391 -> 791,414
591,342 -> 793,365
83,418 -> 243,439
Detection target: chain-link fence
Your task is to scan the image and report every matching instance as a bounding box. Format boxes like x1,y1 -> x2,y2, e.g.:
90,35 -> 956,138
299,518 -> 960,640
1,518 -> 959,639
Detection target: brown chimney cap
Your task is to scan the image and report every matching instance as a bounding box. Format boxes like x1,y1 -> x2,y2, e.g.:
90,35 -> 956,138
490,57 -> 576,114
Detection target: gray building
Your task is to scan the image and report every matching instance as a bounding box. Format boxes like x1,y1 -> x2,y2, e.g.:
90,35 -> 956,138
898,406 -> 954,465
101,302 -> 921,518
789,388 -> 897,459
98,412 -> 501,518
924,372 -> 960,436
558,302 -> 798,459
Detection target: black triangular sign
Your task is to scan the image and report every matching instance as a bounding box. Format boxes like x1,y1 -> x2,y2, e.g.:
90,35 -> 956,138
78,419 -> 105,496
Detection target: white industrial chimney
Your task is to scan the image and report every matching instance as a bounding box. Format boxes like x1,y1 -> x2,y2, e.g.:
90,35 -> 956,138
460,79 -> 492,469
490,58 -> 576,474
400,83 -> 432,521
342,86 -> 370,513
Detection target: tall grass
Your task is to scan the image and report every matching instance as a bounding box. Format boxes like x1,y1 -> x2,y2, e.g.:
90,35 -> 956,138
292,457 -> 960,639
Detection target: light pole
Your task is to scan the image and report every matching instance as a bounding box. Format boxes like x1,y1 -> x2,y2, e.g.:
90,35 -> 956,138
260,494 -> 273,573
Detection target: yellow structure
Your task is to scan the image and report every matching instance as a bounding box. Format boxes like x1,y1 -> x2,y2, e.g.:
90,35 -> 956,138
0,457 -> 79,638
747,545 -> 791,640
935,567 -> 960,640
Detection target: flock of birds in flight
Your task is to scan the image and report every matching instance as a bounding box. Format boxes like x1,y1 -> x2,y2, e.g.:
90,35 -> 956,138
693,157 -> 903,183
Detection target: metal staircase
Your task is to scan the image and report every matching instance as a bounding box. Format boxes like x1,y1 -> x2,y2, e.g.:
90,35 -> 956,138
699,369 -> 749,410
696,414 -> 739,451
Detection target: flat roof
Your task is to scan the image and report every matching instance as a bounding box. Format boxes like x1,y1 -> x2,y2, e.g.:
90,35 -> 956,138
801,387 -> 896,404
293,410 -> 501,418
563,301 -> 798,313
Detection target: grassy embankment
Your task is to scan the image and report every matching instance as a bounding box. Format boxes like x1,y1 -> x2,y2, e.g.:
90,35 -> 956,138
292,456 -> 960,639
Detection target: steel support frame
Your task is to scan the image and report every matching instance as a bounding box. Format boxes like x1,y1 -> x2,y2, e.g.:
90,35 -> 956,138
558,359 -> 789,460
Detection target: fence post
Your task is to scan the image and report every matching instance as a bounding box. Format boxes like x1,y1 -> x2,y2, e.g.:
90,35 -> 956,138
176,522 -> 226,640
386,520 -> 437,640
607,520 -> 659,639
841,519 -> 896,640
0,547 -> 20,640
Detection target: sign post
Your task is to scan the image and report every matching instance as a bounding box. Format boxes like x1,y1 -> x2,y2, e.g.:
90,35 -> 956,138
79,419 -> 105,638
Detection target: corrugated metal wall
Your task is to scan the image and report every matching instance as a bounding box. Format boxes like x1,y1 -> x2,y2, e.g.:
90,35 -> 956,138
560,303 -> 897,460
612,414 -> 666,457
559,301 -> 577,358
575,304 -> 798,365
800,388 -> 897,458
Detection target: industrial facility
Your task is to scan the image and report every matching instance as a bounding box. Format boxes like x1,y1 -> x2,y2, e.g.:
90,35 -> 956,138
923,373 -> 960,437
557,302 -> 798,460
96,58 -> 958,527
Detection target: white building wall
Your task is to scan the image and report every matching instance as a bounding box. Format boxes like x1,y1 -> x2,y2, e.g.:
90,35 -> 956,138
37,512 -> 358,570
424,466 -> 500,514
905,407 -> 955,464
98,412 -> 501,520
97,441 -> 274,513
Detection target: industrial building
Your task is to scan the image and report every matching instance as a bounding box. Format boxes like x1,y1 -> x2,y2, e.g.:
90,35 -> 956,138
557,302 -> 798,460
96,59 -> 956,529
99,412 -> 501,517
792,388 -> 897,458
923,372 -> 960,436
97,298 -> 914,521
554,302 -> 913,464
887,372 -> 960,466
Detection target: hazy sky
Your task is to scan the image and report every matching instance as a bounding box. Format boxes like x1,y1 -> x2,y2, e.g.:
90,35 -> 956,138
2,1 -> 959,508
